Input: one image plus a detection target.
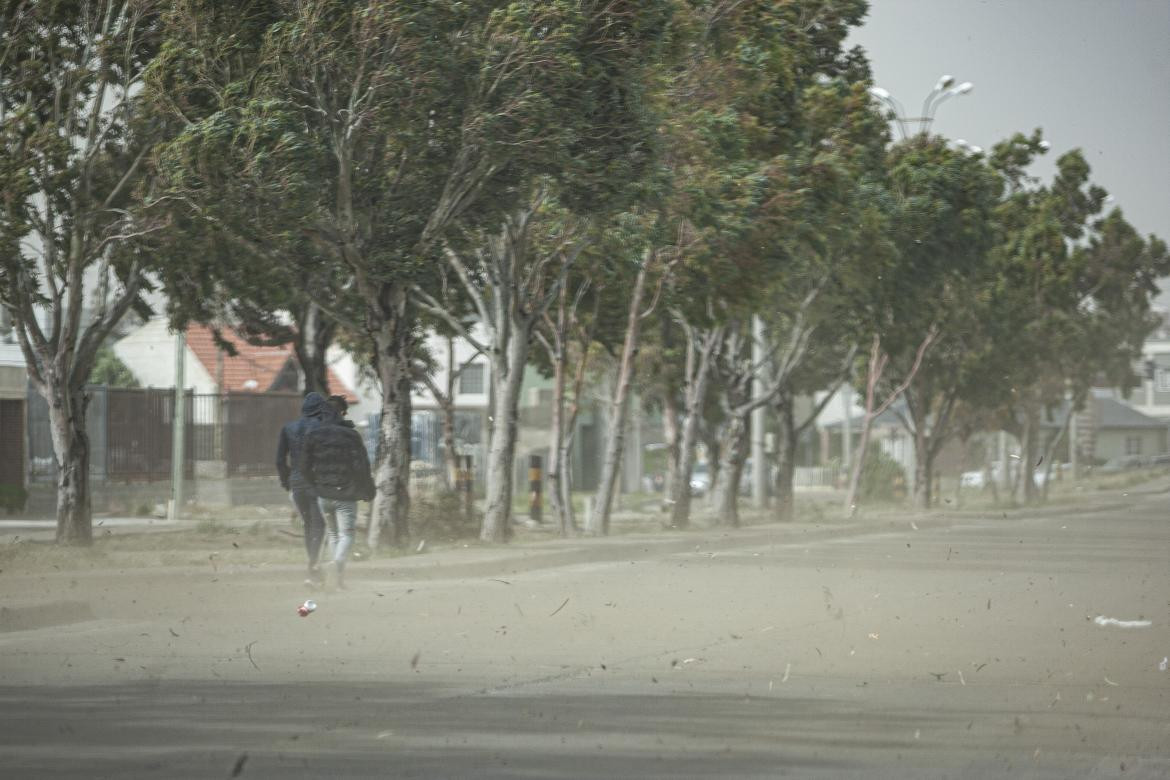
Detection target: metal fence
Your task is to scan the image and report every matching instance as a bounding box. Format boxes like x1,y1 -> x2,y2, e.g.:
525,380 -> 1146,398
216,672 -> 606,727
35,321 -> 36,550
28,386 -> 302,483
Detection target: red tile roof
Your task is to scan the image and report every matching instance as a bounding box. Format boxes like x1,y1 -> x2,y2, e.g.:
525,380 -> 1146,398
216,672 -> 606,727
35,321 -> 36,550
185,323 -> 355,401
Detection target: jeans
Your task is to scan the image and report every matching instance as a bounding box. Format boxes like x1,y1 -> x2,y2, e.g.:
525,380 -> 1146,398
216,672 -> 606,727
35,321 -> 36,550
318,497 -> 358,575
291,489 -> 326,570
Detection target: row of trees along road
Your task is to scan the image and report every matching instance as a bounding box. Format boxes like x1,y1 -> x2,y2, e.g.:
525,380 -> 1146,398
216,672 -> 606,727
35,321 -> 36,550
2,0 -> 1166,545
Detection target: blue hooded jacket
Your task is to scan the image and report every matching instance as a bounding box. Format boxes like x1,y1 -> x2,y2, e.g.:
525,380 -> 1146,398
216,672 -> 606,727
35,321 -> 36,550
276,392 -> 337,492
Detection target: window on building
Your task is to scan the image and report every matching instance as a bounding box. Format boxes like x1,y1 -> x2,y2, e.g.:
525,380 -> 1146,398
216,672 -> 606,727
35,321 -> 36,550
459,363 -> 485,395
1125,436 -> 1143,456
1157,368 -> 1170,393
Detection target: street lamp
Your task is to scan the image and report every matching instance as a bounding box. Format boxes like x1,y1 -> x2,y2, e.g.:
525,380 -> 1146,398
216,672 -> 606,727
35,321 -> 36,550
869,74 -> 974,140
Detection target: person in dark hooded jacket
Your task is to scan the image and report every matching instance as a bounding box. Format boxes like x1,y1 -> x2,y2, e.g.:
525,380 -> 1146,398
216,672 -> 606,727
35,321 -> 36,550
302,395 -> 374,589
276,392 -> 336,586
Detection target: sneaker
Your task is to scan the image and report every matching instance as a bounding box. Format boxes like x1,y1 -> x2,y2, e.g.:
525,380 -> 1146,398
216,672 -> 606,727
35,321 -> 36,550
304,566 -> 324,588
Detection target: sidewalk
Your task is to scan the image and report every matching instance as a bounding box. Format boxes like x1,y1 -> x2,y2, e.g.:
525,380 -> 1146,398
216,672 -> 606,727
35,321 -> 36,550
0,516 -> 186,544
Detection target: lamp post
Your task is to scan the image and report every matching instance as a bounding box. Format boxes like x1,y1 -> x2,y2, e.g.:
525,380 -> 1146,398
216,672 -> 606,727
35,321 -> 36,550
868,75 -> 974,140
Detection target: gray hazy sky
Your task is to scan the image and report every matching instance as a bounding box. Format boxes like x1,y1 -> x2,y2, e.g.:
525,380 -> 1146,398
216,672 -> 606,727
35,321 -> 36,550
848,0 -> 1170,299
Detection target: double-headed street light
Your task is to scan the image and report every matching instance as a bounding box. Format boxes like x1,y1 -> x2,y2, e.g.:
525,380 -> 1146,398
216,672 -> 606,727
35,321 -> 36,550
868,74 -> 974,140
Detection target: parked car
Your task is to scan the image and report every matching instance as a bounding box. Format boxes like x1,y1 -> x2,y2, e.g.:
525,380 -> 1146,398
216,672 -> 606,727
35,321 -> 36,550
689,462 -> 711,497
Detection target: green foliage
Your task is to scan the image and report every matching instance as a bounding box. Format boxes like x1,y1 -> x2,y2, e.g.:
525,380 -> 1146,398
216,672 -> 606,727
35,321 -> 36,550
859,444 -> 906,502
88,345 -> 139,388
0,484 -> 28,515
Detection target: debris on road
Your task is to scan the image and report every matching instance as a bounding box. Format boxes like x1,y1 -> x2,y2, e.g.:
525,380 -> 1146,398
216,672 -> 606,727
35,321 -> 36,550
245,641 -> 260,670
781,663 -> 791,683
549,598 -> 569,617
1093,615 -> 1151,628
1103,676 -> 1119,686
1159,657 -> 1168,672
231,752 -> 248,777
410,651 -> 420,670
297,600 -> 317,617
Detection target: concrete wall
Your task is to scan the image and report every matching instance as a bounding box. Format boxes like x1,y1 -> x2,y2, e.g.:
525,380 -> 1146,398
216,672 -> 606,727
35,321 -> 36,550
21,476 -> 290,518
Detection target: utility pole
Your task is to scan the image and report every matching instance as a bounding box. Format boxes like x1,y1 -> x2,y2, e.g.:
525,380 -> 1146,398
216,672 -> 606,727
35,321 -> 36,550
751,315 -> 767,508
170,329 -> 186,521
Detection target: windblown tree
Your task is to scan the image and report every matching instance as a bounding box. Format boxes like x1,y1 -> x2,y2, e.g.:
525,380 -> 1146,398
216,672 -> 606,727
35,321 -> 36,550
156,0 -> 672,547
535,254 -> 603,536
853,135 -> 1002,513
588,231 -> 677,536
0,0 -> 165,544
416,192 -> 596,542
986,135 -> 1169,502
148,0 -> 346,396
649,0 -> 874,530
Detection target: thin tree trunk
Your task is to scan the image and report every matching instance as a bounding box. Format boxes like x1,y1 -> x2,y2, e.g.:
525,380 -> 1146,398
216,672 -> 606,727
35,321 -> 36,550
546,347 -> 568,531
668,325 -> 720,528
911,421 -> 932,510
700,420 -> 721,508
1039,397 -> 1078,501
772,393 -> 797,523
713,414 -> 748,527
440,335 -> 460,489
662,388 -> 680,511
438,396 -> 458,490
590,261 -> 649,535
481,326 -> 529,542
1021,405 -> 1041,504
48,386 -> 93,545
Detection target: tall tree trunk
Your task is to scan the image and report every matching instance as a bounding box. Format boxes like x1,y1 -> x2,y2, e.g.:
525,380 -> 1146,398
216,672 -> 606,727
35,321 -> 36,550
590,261 -> 649,535
1039,396 -> 1078,501
1021,404 -> 1041,504
367,311 -> 413,550
668,326 -> 720,528
772,392 -> 797,523
700,420 -> 721,507
438,396 -> 458,490
294,301 -> 336,396
481,326 -> 529,542
47,385 -> 93,545
712,414 -> 748,527
662,388 -> 680,511
546,349 -> 569,532
910,412 -> 933,510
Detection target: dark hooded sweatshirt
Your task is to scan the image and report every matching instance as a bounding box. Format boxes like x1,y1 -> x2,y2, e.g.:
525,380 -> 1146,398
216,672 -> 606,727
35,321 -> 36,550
276,392 -> 336,492
301,416 -> 376,502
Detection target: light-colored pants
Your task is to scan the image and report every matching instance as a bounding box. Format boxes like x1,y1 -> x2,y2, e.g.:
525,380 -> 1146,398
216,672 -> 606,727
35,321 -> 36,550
317,497 -> 358,574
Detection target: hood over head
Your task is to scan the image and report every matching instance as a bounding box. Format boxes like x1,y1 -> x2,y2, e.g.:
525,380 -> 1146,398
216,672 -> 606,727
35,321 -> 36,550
301,391 -> 336,420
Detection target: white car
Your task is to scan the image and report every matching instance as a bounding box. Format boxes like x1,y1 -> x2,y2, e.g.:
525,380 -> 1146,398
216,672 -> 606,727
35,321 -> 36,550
960,470 -> 985,488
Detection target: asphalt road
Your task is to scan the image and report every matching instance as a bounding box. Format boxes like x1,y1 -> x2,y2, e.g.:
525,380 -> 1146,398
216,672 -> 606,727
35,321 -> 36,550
0,493 -> 1167,778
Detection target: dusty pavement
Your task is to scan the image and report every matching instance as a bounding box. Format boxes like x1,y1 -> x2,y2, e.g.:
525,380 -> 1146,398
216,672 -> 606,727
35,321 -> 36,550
0,492 -> 1167,779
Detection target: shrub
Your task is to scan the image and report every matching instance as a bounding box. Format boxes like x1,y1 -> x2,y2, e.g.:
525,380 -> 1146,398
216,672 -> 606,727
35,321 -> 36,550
0,484 -> 28,514
859,444 -> 907,502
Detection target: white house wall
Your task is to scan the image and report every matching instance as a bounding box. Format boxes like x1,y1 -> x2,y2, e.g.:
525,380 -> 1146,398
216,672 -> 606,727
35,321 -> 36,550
112,317 -> 215,392
411,325 -> 491,411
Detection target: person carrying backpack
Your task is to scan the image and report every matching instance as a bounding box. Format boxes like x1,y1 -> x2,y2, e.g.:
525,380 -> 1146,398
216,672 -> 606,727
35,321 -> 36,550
301,395 -> 375,589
